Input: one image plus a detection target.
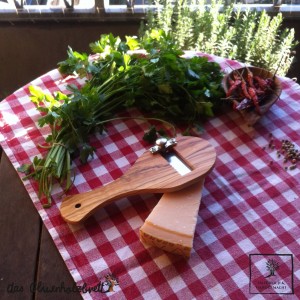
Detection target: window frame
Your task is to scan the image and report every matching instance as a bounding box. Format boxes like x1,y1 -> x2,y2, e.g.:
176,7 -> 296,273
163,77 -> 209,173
0,0 -> 95,15
1,0 -> 300,22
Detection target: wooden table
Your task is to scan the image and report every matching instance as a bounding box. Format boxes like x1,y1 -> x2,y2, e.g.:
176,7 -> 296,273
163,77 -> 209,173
0,149 -> 82,300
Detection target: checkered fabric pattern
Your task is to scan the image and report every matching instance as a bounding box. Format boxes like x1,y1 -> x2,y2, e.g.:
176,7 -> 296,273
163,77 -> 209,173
1,53 -> 300,299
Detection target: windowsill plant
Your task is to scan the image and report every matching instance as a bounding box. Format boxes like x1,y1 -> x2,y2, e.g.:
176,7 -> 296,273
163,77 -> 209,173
140,0 -> 298,76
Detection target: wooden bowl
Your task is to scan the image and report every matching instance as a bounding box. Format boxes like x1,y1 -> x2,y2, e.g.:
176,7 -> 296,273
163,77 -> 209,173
222,67 -> 282,126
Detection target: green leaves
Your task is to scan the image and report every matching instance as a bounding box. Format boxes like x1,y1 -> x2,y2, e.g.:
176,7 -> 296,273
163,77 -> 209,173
143,125 -> 167,144
17,163 -> 32,175
23,32 -> 225,206
125,35 -> 140,50
29,85 -> 48,104
158,84 -> 173,94
142,0 -> 297,76
90,33 -> 122,54
58,47 -> 90,77
80,144 -> 95,164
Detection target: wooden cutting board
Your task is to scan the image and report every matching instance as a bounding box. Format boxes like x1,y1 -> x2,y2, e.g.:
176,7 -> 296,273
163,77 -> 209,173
60,136 -> 216,224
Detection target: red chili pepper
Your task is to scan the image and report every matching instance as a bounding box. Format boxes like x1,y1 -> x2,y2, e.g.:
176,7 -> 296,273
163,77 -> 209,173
253,76 -> 268,90
248,87 -> 261,114
241,81 -> 251,99
226,79 -> 241,97
246,69 -> 254,88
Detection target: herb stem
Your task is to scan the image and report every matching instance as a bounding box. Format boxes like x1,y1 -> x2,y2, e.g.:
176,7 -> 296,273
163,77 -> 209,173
95,116 -> 177,138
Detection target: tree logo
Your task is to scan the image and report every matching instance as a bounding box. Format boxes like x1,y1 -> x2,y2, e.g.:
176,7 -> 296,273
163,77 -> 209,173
265,259 -> 280,278
249,254 -> 294,295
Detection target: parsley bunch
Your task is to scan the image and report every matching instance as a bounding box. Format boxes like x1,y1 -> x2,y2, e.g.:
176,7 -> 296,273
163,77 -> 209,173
19,30 -> 224,206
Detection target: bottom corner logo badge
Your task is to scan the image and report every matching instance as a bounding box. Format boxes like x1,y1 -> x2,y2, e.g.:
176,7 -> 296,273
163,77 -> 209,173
249,253 -> 294,295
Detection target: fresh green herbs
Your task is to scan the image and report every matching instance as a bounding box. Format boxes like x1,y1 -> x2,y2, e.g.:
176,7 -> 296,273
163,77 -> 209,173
142,0 -> 297,76
19,31 -> 224,206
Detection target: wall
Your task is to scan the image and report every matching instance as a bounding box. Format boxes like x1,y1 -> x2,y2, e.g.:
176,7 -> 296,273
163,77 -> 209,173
0,21 -> 140,98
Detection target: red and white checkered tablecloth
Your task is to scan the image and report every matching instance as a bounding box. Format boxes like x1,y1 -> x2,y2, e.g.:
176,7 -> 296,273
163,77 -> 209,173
1,53 -> 300,299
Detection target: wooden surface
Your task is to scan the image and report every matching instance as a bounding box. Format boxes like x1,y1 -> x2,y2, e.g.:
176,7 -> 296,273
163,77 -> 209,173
61,136 -> 216,224
0,150 -> 82,300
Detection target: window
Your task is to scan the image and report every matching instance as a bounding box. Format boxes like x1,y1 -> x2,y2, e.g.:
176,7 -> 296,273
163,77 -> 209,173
103,0 -> 152,13
0,0 -> 94,12
1,0 -> 300,20
104,0 -> 300,15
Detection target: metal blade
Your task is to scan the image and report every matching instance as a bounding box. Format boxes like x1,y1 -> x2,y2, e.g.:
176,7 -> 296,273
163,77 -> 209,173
162,152 -> 191,176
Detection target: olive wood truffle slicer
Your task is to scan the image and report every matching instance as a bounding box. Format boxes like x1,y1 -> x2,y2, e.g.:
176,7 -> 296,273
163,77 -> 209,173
60,136 -> 216,224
